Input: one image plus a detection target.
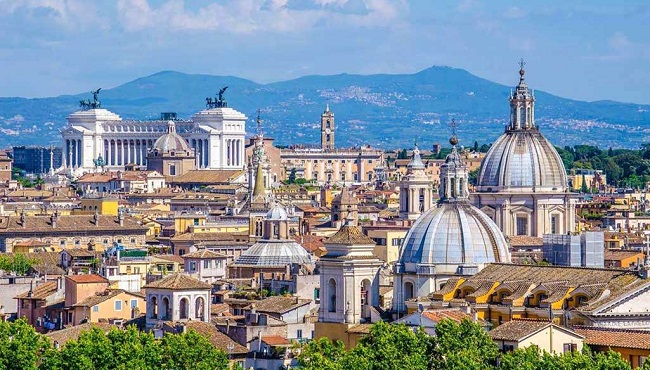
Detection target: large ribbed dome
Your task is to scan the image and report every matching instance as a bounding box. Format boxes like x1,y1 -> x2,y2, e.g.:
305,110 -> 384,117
152,121 -> 191,153
476,129 -> 567,192
232,240 -> 314,267
397,202 -> 510,275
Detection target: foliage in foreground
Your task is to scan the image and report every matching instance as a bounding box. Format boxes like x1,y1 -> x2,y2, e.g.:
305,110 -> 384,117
299,319 -> 641,370
0,319 -> 229,370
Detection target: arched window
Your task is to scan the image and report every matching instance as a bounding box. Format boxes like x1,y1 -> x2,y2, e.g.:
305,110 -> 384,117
162,297 -> 171,319
179,298 -> 189,319
361,279 -> 371,320
150,296 -> 158,319
195,296 -> 205,320
328,279 -> 337,313
404,282 -> 414,301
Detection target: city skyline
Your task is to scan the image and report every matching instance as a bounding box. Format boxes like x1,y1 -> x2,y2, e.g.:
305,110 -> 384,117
0,0 -> 649,104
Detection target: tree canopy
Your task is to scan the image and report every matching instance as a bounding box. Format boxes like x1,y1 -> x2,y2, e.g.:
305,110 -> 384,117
0,319 -> 229,370
299,319 -> 638,370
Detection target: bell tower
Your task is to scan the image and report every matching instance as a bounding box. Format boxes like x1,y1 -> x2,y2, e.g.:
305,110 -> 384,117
320,104 -> 335,150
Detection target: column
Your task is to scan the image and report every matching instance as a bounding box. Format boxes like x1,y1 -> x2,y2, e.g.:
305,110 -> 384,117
71,140 -> 76,168
65,140 -> 70,168
122,140 -> 127,166
226,139 -> 231,166
107,141 -> 112,166
78,139 -> 82,168
205,139 -> 209,169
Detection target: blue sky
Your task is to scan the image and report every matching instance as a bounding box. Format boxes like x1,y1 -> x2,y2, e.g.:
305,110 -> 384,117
0,0 -> 649,103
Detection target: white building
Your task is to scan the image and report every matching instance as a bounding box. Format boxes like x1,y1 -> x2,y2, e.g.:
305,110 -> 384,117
182,249 -> 228,283
61,97 -> 247,176
144,273 -> 212,329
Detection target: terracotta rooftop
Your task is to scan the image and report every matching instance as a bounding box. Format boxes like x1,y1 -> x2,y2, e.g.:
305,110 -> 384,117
144,273 -> 212,290
507,235 -> 543,248
261,335 -> 291,346
15,281 -> 58,300
66,274 -> 109,284
73,289 -> 138,308
248,296 -> 311,315
45,322 -> 115,346
294,234 -> 325,253
182,321 -> 248,354
0,214 -> 147,233
154,254 -> 185,264
573,326 -> 650,350
167,169 -> 245,185
604,249 -> 644,261
488,320 -> 556,341
182,249 -> 228,259
326,225 -> 375,245
421,309 -> 475,323
346,324 -> 372,334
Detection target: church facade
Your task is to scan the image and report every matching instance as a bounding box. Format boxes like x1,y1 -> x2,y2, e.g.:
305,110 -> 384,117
60,93 -> 247,175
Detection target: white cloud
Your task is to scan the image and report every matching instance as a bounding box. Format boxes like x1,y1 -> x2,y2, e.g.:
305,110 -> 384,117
114,0 -> 405,33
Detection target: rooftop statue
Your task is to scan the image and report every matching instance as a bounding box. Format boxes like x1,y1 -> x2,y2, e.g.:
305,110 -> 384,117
79,88 -> 102,110
206,86 -> 229,108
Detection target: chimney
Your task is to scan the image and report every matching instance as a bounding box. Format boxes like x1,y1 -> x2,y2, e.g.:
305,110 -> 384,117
118,212 -> 124,227
20,210 -> 26,228
93,211 -> 99,226
57,276 -> 63,291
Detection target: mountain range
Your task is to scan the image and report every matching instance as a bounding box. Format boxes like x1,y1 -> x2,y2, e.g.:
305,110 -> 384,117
1,66 -> 649,150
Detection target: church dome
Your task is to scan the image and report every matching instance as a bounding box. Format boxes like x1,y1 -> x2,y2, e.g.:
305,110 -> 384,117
232,239 -> 314,267
266,203 -> 288,220
397,202 -> 510,275
476,62 -> 567,193
476,129 -> 568,192
152,121 -> 191,153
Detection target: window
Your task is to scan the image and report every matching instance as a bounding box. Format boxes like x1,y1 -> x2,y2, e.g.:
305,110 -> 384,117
67,312 -> 73,323
516,216 -> 528,236
297,329 -> 303,339
103,239 -> 109,244
74,240 -> 81,246
392,238 -> 404,246
328,279 -> 337,313
93,305 -> 99,312
133,267 -> 140,274
503,344 -> 515,352
115,300 -> 122,311
563,343 -> 578,353
169,164 -> 176,176
190,261 -> 196,271
203,260 -> 211,269
314,288 -> 320,302
131,299 -> 138,308
130,238 -> 136,243
550,215 -> 559,234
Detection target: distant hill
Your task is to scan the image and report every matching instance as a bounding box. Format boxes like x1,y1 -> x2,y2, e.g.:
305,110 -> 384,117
1,67 -> 650,150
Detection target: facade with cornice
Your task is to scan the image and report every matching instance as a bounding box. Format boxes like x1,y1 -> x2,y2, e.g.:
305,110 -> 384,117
60,94 -> 247,176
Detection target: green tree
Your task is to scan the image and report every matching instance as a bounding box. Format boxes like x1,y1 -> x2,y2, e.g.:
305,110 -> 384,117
581,174 -> 589,193
298,337 -> 346,370
0,319 -> 53,370
160,329 -> 229,370
430,319 -> 499,370
0,254 -> 35,275
473,141 -> 479,152
288,168 -> 297,184
344,322 -> 430,370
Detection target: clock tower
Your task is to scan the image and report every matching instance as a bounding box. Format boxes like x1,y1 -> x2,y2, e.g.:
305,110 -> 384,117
320,104 -> 335,150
